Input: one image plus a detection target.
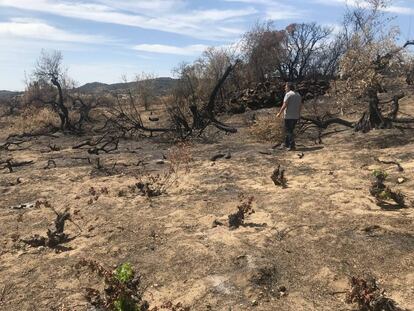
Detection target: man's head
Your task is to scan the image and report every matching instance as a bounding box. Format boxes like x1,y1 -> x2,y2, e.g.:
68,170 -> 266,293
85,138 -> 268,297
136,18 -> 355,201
285,82 -> 295,92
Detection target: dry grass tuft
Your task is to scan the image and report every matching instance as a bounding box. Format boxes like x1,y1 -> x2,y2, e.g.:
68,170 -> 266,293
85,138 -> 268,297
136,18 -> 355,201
249,114 -> 284,143
4,106 -> 59,135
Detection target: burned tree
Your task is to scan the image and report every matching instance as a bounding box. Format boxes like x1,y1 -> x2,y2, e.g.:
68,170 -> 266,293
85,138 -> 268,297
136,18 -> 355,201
301,1 -> 414,134
103,60 -> 240,139
70,95 -> 96,131
338,0 -> 414,132
135,72 -> 156,111
24,50 -> 97,133
342,40 -> 414,132
179,60 -> 240,135
278,23 -> 332,81
241,21 -> 333,83
241,21 -> 284,83
101,91 -> 171,138
26,50 -> 73,131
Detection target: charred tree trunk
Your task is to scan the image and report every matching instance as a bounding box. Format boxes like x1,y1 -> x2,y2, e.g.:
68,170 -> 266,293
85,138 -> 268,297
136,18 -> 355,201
51,77 -> 70,131
73,97 -> 93,131
201,60 -> 240,133
190,105 -> 204,129
355,88 -> 391,133
389,94 -> 404,121
353,40 -> 414,133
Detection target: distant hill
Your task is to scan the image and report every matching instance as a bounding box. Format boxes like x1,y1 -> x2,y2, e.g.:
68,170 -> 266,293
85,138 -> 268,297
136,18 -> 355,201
0,90 -> 22,100
0,77 -> 178,101
76,77 -> 178,96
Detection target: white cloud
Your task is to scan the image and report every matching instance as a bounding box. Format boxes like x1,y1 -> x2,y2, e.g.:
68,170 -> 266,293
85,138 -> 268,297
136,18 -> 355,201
0,0 -> 256,40
132,44 -> 208,55
132,38 -> 246,57
94,0 -> 186,14
0,18 -> 109,43
313,0 -> 414,15
175,8 -> 257,23
225,0 -> 305,21
383,5 -> 414,15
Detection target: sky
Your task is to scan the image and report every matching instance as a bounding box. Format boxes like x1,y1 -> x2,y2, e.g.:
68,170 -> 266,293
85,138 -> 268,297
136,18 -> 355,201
0,0 -> 413,91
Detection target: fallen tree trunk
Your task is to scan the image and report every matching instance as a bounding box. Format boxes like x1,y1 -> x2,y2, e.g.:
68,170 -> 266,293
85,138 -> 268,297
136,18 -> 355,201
202,61 -> 240,133
0,159 -> 34,173
302,90 -> 414,134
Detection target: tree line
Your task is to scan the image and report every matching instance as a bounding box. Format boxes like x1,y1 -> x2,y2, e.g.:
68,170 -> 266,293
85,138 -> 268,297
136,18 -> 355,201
15,0 -> 414,136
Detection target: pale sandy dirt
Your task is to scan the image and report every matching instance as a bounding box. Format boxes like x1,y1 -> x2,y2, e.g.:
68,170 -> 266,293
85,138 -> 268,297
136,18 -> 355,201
0,97 -> 413,311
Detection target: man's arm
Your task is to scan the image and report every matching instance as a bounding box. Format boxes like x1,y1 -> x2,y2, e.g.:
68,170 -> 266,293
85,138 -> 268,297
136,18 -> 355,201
276,101 -> 287,118
277,93 -> 290,118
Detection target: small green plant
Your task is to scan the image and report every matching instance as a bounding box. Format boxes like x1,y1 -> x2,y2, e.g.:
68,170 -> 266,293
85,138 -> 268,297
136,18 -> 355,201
78,259 -> 148,311
114,296 -> 138,311
372,170 -> 387,180
378,190 -> 391,200
115,262 -> 134,283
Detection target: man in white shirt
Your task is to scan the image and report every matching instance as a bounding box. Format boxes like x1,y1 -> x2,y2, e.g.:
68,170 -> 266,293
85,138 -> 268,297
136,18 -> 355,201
276,82 -> 302,151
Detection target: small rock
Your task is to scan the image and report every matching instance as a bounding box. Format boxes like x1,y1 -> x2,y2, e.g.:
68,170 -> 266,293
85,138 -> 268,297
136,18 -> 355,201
278,285 -> 288,297
111,246 -> 120,253
397,177 -> 406,184
251,300 -> 258,306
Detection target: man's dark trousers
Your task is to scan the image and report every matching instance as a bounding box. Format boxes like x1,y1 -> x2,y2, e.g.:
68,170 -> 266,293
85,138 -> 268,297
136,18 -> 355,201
284,119 -> 298,148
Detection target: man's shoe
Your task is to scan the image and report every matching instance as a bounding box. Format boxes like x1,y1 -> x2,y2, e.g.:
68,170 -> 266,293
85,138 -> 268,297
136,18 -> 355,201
288,146 -> 296,151
278,145 -> 288,150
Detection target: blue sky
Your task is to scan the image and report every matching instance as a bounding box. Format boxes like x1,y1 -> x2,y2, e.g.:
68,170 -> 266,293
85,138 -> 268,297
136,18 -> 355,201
0,0 -> 413,90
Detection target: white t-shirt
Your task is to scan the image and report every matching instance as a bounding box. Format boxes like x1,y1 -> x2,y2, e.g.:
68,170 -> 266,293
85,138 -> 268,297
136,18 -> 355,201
283,91 -> 302,120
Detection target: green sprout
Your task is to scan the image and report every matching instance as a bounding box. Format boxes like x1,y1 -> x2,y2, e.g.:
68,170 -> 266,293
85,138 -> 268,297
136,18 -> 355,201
378,190 -> 391,200
114,296 -> 138,311
372,170 -> 388,179
115,262 -> 134,284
